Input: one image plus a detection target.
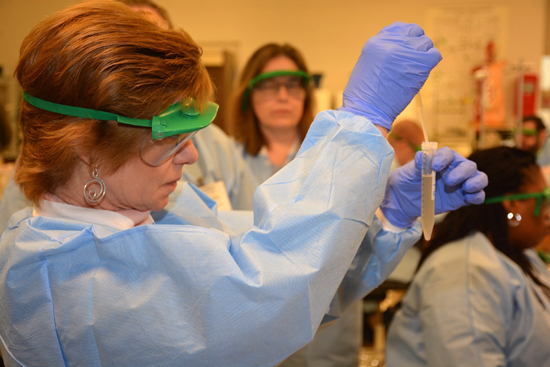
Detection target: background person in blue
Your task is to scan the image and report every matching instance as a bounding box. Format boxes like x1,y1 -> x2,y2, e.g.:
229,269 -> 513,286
0,1 -> 487,366
232,43 -> 315,185
386,146 -> 550,367
231,43 -> 361,367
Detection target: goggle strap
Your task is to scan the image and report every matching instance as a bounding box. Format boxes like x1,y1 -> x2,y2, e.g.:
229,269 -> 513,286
484,187 -> 550,209
23,92 -> 218,140
23,91 -> 151,126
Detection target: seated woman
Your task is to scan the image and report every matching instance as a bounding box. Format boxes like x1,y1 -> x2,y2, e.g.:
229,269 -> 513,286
386,146 -> 550,367
0,2 -> 485,366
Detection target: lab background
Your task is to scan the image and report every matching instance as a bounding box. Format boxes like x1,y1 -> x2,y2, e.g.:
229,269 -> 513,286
0,0 -> 549,366
1,0 -> 549,158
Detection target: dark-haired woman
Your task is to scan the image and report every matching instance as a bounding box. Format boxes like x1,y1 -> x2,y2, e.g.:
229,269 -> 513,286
386,146 -> 550,367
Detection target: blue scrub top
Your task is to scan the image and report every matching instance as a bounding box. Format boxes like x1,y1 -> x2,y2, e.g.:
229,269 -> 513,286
386,232 -> 550,367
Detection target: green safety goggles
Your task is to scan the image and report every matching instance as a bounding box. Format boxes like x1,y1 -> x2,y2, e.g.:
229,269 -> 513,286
484,187 -> 550,217
23,92 -> 218,140
242,70 -> 312,111
521,128 -> 538,137
388,131 -> 422,152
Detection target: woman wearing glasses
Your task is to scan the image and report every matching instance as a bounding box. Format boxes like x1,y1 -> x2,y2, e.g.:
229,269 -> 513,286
232,44 -> 365,367
387,146 -> 550,367
232,43 -> 315,184
0,2 -> 487,365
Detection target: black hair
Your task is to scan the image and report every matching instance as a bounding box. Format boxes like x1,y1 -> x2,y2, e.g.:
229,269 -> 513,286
418,146 -> 548,289
523,115 -> 546,132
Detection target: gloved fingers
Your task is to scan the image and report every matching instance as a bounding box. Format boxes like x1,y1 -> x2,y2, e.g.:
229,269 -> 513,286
390,158 -> 420,183
425,47 -> 443,64
379,22 -> 425,37
442,159 -> 478,186
462,171 -> 489,193
405,34 -> 435,52
431,147 -> 454,171
414,150 -> 424,174
464,190 -> 486,205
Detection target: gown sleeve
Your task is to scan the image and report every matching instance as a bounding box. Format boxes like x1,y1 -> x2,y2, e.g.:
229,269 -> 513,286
0,110 -> 419,367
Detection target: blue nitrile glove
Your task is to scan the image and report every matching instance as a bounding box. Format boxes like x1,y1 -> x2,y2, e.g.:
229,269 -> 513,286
338,22 -> 442,130
380,147 -> 489,228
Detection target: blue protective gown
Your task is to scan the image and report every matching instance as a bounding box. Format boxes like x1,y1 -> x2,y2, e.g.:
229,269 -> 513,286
0,110 -> 421,367
239,139 -> 363,367
0,124 -> 259,234
386,231 -> 550,367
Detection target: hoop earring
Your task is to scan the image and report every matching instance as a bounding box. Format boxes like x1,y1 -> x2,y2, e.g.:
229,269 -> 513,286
507,212 -> 522,227
84,166 -> 106,204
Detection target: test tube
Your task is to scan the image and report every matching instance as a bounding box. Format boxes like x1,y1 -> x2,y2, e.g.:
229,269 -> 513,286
421,141 -> 437,241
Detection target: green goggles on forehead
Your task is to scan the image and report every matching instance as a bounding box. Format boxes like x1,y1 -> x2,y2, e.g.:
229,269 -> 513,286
242,70 -> 312,111
23,92 -> 219,140
521,128 -> 538,137
484,187 -> 550,217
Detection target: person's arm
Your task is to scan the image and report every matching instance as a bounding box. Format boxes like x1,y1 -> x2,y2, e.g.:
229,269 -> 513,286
321,216 -> 422,323
119,23 -> 442,367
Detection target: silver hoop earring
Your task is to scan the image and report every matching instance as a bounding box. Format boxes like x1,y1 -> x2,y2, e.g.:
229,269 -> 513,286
84,166 -> 106,204
507,212 -> 522,227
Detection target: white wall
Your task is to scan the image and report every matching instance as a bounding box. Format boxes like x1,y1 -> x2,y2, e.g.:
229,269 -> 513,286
0,0 -> 545,88
0,0 -> 546,142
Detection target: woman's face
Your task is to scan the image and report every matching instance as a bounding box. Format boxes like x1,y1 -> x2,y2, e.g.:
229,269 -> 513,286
507,167 -> 550,250
251,55 -> 306,132
101,139 -> 198,212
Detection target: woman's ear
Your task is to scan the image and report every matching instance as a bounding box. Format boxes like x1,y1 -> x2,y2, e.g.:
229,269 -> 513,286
74,147 -> 91,166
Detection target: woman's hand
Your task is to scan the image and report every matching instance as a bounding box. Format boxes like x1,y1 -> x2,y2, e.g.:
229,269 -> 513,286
380,147 -> 489,228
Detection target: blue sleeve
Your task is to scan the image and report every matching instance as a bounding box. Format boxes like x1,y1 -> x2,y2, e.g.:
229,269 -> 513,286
1,110 -> 400,367
323,217 -> 421,322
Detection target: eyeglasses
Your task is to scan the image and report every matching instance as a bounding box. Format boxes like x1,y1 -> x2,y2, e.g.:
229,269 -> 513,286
484,187 -> 550,217
242,70 -> 312,110
139,130 -> 198,167
253,76 -> 306,98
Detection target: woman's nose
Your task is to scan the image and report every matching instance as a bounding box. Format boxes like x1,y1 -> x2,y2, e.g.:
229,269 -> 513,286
172,139 -> 198,165
276,84 -> 290,100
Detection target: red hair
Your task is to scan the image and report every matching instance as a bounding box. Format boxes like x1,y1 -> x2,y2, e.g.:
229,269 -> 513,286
15,0 -> 213,205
